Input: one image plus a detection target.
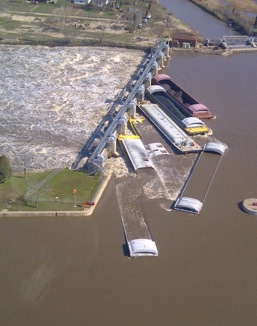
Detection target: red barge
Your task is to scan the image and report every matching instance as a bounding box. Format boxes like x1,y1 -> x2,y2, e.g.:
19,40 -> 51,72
152,74 -> 215,120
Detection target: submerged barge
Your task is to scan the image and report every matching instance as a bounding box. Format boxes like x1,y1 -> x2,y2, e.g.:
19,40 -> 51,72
146,85 -> 210,136
152,74 -> 215,120
174,141 -> 228,214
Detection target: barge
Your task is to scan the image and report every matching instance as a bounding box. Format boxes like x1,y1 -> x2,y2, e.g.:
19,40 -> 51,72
152,74 -> 215,119
139,103 -> 202,153
146,85 -> 210,136
127,238 -> 159,257
174,141 -> 228,214
119,136 -> 153,170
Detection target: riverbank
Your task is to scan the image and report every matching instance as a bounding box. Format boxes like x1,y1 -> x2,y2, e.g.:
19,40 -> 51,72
2,0 -> 255,218
0,0 -> 196,49
1,0 -> 256,50
173,45 -> 257,55
189,0 -> 257,35
0,169 -> 112,217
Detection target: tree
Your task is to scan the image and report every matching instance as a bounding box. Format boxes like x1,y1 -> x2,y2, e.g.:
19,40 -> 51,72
58,1 -> 76,44
0,155 -> 12,183
146,0 -> 154,18
132,11 -> 142,32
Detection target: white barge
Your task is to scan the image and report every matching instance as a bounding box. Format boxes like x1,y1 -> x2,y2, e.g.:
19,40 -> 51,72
139,103 -> 202,153
119,137 -> 153,170
127,238 -> 159,257
174,141 -> 228,214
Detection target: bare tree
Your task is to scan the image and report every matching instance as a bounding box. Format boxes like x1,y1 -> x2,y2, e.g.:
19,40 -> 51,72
132,11 -> 142,32
146,0 -> 154,18
58,0 -> 76,44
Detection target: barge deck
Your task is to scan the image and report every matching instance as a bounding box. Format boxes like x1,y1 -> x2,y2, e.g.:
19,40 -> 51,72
146,85 -> 210,136
139,103 -> 202,153
152,74 -> 215,119
119,137 -> 153,170
174,142 -> 227,214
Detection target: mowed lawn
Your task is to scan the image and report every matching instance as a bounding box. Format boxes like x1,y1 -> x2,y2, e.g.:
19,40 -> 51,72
0,169 -> 101,211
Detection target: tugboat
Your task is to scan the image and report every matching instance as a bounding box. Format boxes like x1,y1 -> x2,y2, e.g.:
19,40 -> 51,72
145,85 -> 210,136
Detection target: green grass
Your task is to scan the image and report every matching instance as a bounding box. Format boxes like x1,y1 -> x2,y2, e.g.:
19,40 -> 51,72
0,18 -> 23,30
0,0 -> 172,47
31,4 -> 61,14
0,169 -> 101,212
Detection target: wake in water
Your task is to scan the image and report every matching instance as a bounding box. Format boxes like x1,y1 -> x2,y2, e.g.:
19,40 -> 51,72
144,154 -> 196,201
116,179 -> 152,242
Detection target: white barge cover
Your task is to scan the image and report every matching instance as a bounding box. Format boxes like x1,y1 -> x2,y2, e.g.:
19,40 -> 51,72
140,103 -> 201,153
203,141 -> 227,155
174,197 -> 203,214
121,138 -> 153,170
182,117 -> 205,128
174,141 -> 228,214
127,238 -> 158,257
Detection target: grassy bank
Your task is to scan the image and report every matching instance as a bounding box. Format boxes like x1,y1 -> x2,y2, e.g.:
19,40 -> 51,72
0,169 -> 101,212
0,0 -> 195,48
1,0 -> 256,47
189,0 -> 257,35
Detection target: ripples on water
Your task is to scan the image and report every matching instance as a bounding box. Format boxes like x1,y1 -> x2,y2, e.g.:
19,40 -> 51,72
0,45 -> 143,171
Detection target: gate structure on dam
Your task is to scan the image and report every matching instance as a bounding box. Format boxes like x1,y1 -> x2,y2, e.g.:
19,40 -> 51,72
75,40 -> 171,175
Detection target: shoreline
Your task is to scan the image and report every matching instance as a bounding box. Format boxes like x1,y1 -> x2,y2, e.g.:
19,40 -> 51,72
188,0 -> 257,35
0,1 -> 255,49
1,1 -> 256,217
0,37 -> 152,51
0,170 -> 113,217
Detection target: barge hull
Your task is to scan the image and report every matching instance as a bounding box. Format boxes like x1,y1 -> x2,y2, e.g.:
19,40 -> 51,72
139,103 -> 202,153
152,74 -> 215,119
146,86 -> 209,135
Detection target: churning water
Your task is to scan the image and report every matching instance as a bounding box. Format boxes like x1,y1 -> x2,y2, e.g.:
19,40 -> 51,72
0,45 -> 143,171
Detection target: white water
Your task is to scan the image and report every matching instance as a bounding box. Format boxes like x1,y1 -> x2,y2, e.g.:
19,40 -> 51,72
0,45 -> 143,171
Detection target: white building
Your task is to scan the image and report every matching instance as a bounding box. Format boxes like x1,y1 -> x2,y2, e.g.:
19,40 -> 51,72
92,0 -> 109,7
73,0 -> 91,5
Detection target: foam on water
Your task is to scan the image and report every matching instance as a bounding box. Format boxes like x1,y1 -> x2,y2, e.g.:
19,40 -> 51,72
116,180 -> 152,241
142,154 -> 195,201
0,45 -> 143,171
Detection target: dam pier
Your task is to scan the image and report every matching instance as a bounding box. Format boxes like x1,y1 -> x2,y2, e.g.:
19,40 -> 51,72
80,40 -> 171,175
76,40 -> 228,257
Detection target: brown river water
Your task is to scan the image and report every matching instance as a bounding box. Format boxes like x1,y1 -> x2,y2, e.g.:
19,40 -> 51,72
1,3 -> 257,326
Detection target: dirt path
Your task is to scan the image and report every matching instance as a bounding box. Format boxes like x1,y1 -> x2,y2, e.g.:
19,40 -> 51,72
0,2 -> 195,48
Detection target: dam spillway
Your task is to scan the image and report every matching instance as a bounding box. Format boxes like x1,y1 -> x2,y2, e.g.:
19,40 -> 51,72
87,40 -> 171,176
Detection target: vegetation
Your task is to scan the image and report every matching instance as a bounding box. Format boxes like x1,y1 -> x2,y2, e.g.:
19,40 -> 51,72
189,0 -> 257,35
0,0 -> 192,48
0,155 -> 12,183
0,169 -> 101,211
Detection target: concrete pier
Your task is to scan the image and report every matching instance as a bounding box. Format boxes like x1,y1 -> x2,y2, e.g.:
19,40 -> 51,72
87,40 -> 171,175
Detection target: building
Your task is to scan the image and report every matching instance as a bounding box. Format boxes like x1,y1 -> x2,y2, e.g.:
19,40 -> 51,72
92,0 -> 108,7
73,0 -> 91,5
171,33 -> 199,48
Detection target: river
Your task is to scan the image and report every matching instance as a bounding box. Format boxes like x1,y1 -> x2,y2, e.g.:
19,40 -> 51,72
1,1 -> 257,326
160,0 -> 238,38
